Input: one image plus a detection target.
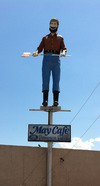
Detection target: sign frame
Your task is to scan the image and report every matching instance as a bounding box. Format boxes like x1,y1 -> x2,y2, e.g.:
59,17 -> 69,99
28,124 -> 71,142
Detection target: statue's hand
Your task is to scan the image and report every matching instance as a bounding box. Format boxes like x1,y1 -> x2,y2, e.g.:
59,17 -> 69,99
32,50 -> 38,57
60,50 -> 67,57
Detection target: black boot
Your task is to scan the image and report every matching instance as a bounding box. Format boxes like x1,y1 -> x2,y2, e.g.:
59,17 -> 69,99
53,91 -> 59,107
42,90 -> 48,106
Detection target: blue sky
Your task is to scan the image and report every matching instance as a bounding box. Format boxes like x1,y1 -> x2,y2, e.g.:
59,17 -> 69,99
0,0 -> 100,151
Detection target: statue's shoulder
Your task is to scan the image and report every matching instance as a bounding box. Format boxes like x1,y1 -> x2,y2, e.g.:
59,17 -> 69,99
43,33 -> 50,39
57,34 -> 63,38
57,34 -> 64,40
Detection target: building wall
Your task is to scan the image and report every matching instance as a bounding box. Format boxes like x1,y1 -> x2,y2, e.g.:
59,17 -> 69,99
0,145 -> 100,186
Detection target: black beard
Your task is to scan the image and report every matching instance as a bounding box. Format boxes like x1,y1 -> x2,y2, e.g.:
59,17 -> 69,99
49,27 -> 58,33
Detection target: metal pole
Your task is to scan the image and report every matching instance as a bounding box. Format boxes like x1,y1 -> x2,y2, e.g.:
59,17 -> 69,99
29,106 -> 71,186
47,111 -> 53,186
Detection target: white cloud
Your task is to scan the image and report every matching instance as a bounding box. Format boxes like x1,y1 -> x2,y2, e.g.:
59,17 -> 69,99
59,137 -> 100,150
94,137 -> 100,142
89,137 -> 100,143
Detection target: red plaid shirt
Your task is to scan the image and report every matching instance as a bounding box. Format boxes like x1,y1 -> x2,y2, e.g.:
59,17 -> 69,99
37,33 -> 67,54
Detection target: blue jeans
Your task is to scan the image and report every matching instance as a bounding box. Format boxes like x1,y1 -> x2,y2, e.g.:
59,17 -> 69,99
42,53 -> 60,92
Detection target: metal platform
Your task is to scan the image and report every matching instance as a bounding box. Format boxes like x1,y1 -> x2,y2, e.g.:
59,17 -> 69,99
40,106 -> 61,112
29,106 -> 71,112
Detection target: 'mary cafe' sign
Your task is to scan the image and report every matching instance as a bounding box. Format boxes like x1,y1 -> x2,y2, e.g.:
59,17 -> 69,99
28,124 -> 71,142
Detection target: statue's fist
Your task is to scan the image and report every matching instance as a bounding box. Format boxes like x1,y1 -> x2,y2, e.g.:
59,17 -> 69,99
32,50 -> 38,57
60,50 -> 67,57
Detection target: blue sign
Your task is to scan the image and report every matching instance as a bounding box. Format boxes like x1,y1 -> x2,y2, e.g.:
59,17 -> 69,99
28,124 -> 71,142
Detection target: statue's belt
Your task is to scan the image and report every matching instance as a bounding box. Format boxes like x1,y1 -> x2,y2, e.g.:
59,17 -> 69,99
44,50 -> 60,54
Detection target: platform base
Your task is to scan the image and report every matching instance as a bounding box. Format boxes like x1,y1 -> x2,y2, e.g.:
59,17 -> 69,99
40,106 -> 61,112
29,107 -> 71,112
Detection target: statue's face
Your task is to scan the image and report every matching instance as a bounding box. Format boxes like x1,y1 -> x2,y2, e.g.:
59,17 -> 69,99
49,21 -> 58,33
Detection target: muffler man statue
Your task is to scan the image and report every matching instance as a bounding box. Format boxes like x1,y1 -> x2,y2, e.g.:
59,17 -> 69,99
32,18 -> 67,107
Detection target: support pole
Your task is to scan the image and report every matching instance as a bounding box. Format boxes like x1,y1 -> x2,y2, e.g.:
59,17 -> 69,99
47,111 -> 53,186
29,106 -> 71,186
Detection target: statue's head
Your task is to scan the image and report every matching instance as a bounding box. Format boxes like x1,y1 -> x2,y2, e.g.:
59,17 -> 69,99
49,18 -> 59,33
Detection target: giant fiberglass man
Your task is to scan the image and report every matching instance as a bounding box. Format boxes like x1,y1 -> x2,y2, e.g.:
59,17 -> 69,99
32,18 -> 67,107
